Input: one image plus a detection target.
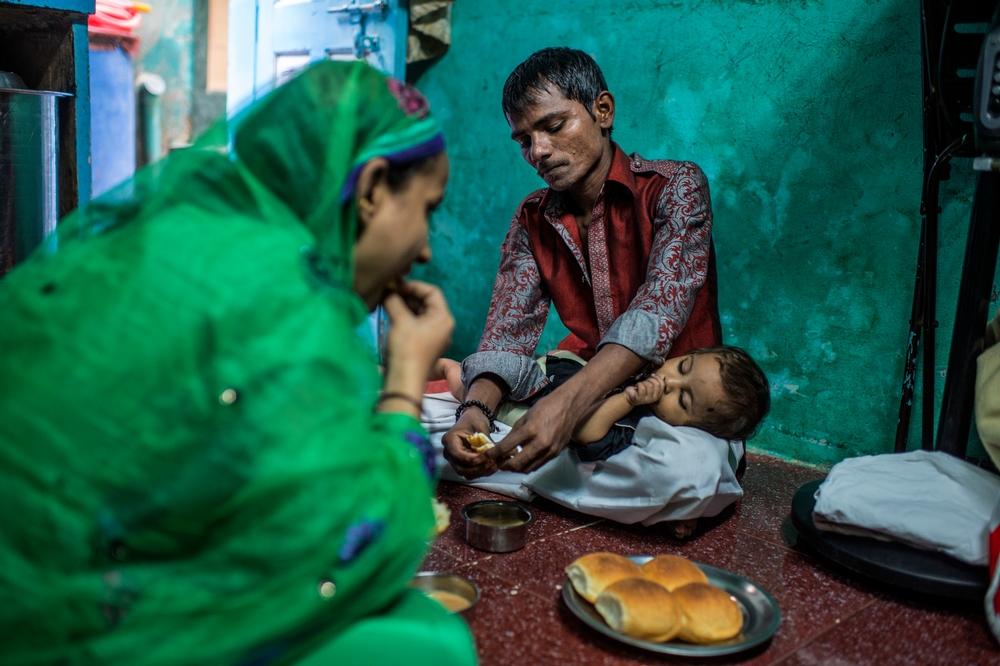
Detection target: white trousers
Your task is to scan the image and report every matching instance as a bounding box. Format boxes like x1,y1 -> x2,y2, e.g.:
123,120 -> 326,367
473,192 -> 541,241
422,392 -> 744,525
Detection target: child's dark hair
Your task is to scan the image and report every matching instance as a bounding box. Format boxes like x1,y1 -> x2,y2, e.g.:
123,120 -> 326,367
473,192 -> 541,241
690,346 -> 770,441
502,47 -> 610,131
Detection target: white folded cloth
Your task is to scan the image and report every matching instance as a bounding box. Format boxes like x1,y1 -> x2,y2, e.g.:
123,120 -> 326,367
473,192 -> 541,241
812,450 -> 1000,565
422,392 -> 744,524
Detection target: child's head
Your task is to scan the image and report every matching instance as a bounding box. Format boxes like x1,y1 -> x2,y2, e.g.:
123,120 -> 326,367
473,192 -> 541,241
650,345 -> 770,441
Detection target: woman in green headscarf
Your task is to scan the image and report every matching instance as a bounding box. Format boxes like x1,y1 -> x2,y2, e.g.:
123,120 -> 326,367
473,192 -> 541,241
0,61 -> 476,664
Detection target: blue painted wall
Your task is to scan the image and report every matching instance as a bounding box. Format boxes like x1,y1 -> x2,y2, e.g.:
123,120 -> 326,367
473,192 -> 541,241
413,0 -> 998,465
89,45 -> 136,196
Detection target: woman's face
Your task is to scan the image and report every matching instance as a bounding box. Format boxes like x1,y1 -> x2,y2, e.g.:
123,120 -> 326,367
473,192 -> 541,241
353,153 -> 449,309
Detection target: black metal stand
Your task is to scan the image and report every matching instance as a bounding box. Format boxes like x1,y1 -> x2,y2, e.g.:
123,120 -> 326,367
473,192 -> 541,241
789,1 -> 1000,600
791,481 -> 986,601
894,0 -> 989,453
937,170 -> 1000,455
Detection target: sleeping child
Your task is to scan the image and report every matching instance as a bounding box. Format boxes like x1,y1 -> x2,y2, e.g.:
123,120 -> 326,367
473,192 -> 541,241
429,346 -> 769,538
559,346 -> 769,464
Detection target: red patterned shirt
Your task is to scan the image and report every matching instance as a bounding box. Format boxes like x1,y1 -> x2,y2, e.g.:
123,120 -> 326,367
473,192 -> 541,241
463,144 -> 721,399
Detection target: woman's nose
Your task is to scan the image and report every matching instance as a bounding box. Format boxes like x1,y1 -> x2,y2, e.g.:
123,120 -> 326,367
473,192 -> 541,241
417,245 -> 432,264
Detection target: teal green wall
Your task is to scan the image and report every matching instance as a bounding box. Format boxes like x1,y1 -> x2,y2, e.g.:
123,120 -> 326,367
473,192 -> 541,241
413,0 -> 999,466
136,0 -> 195,150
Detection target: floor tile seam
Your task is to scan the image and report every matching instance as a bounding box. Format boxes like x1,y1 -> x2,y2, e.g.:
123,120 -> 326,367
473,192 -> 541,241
429,544 -> 492,569
519,581 -> 559,604
730,526 -> 799,553
430,519 -> 591,569
556,518 -> 606,534
731,525 -> 799,553
462,533 -> 563,579
764,597 -> 880,665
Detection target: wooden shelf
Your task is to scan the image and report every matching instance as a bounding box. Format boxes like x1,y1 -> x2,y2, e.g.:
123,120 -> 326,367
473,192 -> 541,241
0,0 -> 92,212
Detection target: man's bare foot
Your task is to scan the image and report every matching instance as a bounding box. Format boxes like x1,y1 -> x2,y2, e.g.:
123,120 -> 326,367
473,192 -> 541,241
670,518 -> 698,539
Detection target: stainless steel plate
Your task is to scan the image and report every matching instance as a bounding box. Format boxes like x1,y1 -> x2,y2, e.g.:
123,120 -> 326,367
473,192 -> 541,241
561,557 -> 781,657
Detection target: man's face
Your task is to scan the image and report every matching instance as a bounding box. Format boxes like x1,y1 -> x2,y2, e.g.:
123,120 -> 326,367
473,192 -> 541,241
506,83 -> 613,192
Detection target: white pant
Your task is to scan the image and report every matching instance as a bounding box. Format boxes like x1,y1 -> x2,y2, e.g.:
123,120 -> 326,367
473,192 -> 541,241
422,392 -> 744,525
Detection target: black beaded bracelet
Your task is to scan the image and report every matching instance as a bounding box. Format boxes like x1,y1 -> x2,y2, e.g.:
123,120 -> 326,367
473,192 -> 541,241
455,399 -> 499,433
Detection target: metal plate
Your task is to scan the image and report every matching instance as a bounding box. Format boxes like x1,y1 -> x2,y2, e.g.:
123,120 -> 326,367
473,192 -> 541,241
561,557 -> 781,657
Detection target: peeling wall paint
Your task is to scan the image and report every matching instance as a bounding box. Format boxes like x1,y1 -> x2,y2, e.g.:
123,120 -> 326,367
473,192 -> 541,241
413,0 -> 1000,466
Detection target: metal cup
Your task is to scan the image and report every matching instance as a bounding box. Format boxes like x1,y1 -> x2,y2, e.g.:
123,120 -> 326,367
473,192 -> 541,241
462,500 -> 534,553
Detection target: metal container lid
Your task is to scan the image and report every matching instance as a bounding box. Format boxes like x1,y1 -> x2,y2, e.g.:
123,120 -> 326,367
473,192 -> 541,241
0,71 -> 72,97
0,71 -> 25,88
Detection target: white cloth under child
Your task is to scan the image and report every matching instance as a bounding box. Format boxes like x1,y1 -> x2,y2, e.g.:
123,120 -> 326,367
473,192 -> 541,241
421,392 -> 744,525
812,450 -> 1000,566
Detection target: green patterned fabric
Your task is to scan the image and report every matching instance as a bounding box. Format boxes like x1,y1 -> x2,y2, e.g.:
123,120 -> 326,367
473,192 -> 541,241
0,61 -> 474,665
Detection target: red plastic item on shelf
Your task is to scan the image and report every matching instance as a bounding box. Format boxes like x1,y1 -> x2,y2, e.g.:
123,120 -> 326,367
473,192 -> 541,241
88,0 -> 150,38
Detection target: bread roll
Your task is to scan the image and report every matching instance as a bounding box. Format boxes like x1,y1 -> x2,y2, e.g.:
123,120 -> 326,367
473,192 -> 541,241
673,582 -> 743,644
432,498 -> 450,535
594,578 -> 681,642
465,432 -> 494,453
641,554 -> 709,591
565,552 -> 643,603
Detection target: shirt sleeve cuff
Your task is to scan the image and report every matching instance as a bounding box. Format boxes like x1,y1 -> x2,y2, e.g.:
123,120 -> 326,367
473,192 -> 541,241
461,350 -> 548,401
600,309 -> 664,364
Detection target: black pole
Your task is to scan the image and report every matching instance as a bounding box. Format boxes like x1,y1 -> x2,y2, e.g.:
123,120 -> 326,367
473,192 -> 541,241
895,219 -> 924,453
936,170 -> 1000,456
921,173 -> 939,452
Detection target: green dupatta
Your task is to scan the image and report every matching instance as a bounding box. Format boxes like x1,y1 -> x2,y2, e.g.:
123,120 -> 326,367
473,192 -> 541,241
0,61 -> 465,664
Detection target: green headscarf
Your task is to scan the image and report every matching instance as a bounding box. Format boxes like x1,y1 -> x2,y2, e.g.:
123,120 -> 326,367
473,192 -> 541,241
55,59 -> 445,291
0,61 -> 469,664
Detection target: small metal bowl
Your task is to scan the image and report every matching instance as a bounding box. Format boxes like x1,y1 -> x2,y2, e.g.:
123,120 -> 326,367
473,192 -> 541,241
462,500 -> 534,553
410,571 -> 479,613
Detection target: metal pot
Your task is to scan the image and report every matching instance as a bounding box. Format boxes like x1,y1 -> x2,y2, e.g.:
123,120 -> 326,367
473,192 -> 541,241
410,572 -> 479,613
0,75 -> 71,275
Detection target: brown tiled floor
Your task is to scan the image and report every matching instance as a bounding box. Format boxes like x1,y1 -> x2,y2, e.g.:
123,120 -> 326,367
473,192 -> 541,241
425,453 -> 999,665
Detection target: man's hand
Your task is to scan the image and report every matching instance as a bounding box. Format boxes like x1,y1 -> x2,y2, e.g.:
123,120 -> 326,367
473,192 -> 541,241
488,389 -> 579,473
442,410 -> 498,479
488,344 -> 647,473
623,374 -> 664,406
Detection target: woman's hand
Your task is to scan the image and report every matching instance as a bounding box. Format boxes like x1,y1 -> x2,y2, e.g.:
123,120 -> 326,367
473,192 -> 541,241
381,280 -> 453,403
623,374 -> 664,406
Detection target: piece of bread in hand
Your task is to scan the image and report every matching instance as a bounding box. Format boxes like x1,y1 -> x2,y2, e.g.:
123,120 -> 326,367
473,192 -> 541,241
641,554 -> 709,591
594,577 -> 681,642
672,582 -> 743,644
565,552 -> 643,603
465,432 -> 495,453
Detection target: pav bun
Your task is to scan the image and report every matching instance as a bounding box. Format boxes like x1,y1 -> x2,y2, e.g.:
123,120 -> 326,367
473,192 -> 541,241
673,582 -> 743,644
594,578 -> 681,642
432,498 -> 450,535
565,552 -> 643,603
465,432 -> 494,453
641,554 -> 709,591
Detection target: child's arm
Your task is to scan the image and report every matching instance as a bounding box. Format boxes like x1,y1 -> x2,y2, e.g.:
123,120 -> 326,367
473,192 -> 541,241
573,375 -> 665,443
